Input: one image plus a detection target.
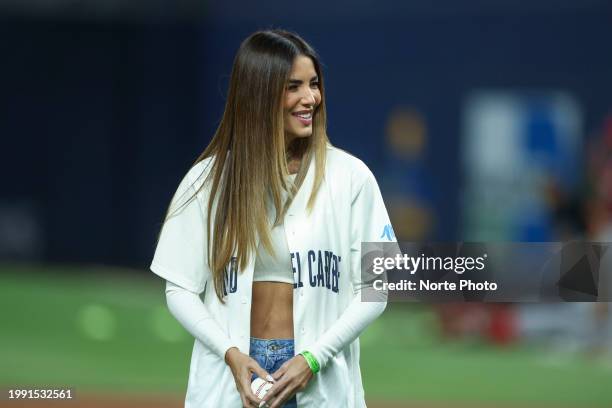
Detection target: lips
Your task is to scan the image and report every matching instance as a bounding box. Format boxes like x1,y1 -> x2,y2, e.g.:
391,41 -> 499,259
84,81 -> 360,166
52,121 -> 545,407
291,110 -> 312,119
292,110 -> 313,126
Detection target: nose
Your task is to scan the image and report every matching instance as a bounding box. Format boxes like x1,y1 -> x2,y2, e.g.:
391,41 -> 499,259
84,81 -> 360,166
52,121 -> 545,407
301,87 -> 316,106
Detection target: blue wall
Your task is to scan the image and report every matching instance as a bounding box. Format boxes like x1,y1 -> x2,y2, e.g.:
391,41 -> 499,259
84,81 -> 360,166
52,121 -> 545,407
2,3 -> 611,267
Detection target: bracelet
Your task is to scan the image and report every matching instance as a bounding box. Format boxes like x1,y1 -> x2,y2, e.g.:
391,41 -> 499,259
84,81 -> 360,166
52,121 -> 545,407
299,351 -> 320,374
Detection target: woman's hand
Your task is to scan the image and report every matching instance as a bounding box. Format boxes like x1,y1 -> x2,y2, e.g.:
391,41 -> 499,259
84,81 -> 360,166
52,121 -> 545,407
225,347 -> 273,408
261,354 -> 313,408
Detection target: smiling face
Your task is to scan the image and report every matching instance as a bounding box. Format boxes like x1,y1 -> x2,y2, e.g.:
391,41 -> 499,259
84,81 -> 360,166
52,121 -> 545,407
283,55 -> 322,143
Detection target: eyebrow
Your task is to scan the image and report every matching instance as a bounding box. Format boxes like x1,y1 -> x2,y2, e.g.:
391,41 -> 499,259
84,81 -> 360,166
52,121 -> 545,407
287,76 -> 319,85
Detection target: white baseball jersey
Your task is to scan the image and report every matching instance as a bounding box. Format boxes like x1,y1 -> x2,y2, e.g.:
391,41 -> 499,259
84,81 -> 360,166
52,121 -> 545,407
150,144 -> 395,407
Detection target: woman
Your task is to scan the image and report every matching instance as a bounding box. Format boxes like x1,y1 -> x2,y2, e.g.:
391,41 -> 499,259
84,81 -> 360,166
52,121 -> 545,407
150,29 -> 394,408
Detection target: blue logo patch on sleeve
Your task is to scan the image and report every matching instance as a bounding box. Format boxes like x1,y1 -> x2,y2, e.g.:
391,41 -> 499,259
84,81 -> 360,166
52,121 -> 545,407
380,224 -> 395,241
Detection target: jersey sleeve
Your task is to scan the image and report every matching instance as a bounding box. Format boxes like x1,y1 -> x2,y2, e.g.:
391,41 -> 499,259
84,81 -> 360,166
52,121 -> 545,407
349,166 -> 397,294
150,169 -> 210,294
165,281 -> 239,359
304,164 -> 395,369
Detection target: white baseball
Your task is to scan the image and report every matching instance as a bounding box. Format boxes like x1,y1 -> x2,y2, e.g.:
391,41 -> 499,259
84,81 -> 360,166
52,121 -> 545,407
251,377 -> 273,399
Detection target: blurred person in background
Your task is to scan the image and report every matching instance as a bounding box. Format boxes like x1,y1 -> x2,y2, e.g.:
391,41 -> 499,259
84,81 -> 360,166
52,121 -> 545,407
585,114 -> 612,358
517,114 -> 612,357
149,30 -> 393,407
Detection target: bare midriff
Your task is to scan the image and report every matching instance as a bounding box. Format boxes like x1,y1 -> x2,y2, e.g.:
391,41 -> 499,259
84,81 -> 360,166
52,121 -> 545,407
250,281 -> 294,339
249,165 -> 299,340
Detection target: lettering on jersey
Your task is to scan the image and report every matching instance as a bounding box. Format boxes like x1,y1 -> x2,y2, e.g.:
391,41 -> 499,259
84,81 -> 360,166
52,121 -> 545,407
291,252 -> 304,289
222,256 -> 238,296
297,249 -> 341,293
331,254 -> 339,292
380,223 -> 395,241
324,251 -> 332,289
307,250 -> 317,287
317,250 -> 324,286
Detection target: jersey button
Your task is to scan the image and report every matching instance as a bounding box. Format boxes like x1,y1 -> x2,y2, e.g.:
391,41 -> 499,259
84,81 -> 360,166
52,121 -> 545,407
241,296 -> 248,304
300,327 -> 306,334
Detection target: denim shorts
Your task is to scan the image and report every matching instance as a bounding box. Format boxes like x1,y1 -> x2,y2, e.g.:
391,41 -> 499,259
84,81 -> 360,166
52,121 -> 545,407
249,337 -> 297,408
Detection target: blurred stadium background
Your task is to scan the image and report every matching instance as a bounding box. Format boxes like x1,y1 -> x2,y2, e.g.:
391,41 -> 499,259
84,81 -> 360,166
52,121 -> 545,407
2,0 -> 612,407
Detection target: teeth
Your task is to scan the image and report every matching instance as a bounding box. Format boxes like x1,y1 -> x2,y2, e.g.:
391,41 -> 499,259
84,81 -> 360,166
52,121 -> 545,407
295,112 -> 312,119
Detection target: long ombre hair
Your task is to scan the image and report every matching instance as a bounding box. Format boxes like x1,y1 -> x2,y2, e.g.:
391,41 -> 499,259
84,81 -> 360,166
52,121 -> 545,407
166,30 -> 329,302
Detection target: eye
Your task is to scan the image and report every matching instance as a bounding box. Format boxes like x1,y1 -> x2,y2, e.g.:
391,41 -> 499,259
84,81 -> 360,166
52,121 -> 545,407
287,85 -> 298,91
310,81 -> 320,88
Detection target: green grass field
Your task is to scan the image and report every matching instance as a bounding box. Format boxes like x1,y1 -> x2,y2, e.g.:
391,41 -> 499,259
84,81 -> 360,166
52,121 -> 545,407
1,264 -> 611,406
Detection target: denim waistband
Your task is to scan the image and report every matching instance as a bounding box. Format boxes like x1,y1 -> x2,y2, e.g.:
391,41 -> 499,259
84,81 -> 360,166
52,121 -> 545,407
249,337 -> 295,355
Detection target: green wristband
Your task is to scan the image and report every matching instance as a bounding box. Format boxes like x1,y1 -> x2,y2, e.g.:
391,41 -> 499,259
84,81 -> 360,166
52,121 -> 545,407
299,351 -> 320,374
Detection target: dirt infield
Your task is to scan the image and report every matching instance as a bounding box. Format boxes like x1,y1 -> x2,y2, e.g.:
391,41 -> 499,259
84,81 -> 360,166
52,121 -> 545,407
3,393 -> 590,408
